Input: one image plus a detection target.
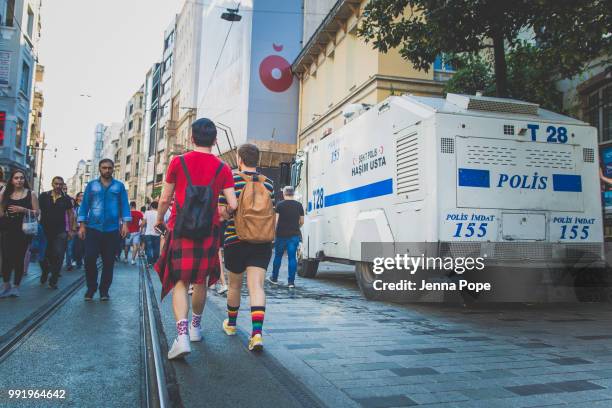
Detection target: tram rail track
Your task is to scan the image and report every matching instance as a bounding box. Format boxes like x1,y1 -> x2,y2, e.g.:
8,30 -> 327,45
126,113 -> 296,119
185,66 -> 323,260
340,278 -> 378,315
140,258 -> 183,408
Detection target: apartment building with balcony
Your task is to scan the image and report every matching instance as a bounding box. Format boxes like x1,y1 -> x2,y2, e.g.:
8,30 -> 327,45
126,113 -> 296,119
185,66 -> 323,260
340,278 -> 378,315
0,0 -> 41,179
293,0 -> 448,149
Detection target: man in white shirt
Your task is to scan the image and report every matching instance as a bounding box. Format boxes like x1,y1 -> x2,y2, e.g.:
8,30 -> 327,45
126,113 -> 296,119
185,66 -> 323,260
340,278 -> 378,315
141,201 -> 161,266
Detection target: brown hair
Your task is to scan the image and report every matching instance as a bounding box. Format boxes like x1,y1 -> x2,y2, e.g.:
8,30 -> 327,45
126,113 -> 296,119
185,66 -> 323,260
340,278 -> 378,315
2,169 -> 30,208
237,143 -> 260,168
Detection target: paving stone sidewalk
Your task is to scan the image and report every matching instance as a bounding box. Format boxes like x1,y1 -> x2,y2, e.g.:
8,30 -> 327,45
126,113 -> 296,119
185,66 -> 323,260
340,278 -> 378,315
208,262 -> 612,408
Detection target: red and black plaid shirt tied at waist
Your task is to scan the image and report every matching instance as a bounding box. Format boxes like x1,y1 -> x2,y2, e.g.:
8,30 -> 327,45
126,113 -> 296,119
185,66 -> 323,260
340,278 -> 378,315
154,224 -> 221,300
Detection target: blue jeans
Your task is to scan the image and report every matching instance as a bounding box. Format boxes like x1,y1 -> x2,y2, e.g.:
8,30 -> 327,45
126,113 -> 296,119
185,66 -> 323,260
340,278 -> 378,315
144,235 -> 161,265
271,235 -> 300,284
65,237 -> 74,266
84,228 -> 119,295
72,236 -> 85,267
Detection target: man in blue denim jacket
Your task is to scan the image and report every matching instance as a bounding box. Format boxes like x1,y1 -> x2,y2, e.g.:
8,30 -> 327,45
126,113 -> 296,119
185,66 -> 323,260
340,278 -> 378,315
78,159 -> 131,301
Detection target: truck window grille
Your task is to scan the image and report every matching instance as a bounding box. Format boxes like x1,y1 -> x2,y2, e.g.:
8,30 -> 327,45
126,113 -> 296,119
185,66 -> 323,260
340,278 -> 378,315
467,99 -> 539,115
396,132 -> 419,196
503,124 -> 515,135
465,144 -> 517,166
441,137 -> 454,153
525,148 -> 574,169
583,148 -> 595,163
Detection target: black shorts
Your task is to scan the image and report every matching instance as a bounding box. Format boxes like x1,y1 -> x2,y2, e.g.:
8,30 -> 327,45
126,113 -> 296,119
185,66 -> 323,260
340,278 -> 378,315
224,241 -> 272,273
219,221 -> 227,248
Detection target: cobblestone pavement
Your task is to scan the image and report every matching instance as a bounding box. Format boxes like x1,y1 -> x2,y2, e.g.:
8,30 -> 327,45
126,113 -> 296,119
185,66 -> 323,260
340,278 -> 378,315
207,262 -> 612,408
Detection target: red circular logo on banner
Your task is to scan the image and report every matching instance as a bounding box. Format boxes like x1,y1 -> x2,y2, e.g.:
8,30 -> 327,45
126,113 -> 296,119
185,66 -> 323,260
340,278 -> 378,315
259,53 -> 293,93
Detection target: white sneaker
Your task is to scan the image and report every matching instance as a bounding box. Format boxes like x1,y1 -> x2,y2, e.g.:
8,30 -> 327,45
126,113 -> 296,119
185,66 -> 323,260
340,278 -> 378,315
9,287 -> 19,297
168,334 -> 191,360
216,285 -> 228,295
266,277 -> 279,285
188,285 -> 194,295
189,325 -> 203,342
0,286 -> 11,298
131,260 -> 136,265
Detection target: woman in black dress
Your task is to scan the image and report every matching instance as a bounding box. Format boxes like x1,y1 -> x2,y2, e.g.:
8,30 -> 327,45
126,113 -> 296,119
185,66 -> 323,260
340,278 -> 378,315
0,170 -> 39,298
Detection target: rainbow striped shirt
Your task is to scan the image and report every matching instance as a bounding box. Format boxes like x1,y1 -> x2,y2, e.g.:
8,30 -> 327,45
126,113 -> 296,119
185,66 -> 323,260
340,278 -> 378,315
218,171 -> 275,246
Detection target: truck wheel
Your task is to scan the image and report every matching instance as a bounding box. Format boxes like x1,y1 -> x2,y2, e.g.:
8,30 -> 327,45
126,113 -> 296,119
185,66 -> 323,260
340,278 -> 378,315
355,262 -> 423,303
355,262 -> 383,301
298,259 -> 319,278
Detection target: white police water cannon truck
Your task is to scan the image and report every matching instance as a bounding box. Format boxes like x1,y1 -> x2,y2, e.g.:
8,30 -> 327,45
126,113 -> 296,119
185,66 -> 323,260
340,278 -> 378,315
288,93 -> 606,302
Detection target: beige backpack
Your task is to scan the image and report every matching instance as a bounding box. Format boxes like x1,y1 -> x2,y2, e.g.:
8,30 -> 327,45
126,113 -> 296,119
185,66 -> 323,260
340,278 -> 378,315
235,172 -> 275,243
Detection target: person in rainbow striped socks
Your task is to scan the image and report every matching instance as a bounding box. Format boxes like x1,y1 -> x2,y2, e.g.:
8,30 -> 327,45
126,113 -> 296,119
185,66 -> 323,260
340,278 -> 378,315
218,144 -> 275,351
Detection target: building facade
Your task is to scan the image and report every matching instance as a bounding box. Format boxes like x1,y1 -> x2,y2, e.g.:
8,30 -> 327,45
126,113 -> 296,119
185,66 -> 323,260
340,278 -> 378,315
139,19 -> 176,202
141,62 -> 161,202
156,20 -> 175,195
90,123 -> 105,169
0,0 -> 41,179
100,122 -> 121,165
28,62 -> 43,193
196,0 -> 303,171
117,86 -> 144,204
293,0 -> 447,149
170,0 -> 203,158
66,159 -> 91,196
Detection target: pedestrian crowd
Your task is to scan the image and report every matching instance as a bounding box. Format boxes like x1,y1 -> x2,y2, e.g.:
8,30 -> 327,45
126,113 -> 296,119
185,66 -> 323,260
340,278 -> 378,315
0,117 -> 306,361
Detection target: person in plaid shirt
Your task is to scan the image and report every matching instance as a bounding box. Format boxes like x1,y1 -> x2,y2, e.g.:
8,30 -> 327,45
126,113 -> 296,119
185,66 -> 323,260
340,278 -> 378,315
154,118 -> 237,360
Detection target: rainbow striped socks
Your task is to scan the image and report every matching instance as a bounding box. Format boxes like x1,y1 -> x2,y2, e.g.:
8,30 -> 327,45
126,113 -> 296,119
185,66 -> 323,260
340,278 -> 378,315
251,306 -> 265,336
227,305 -> 239,327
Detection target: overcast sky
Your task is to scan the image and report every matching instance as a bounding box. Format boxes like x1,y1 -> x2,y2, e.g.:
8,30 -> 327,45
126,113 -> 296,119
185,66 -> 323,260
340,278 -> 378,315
38,0 -> 183,186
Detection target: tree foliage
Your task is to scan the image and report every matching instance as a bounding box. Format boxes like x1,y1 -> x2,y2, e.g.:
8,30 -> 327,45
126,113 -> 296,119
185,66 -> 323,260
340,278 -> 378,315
445,43 -> 563,111
358,0 -> 611,98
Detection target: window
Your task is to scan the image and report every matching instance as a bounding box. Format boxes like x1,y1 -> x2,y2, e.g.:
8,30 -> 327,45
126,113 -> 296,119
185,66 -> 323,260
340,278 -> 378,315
4,0 -> 15,27
20,62 -> 30,94
164,55 -> 173,73
15,118 -> 23,148
164,31 -> 174,50
585,84 -> 612,143
128,120 -> 133,130
132,187 -> 137,200
434,54 -> 455,72
0,111 -> 5,146
137,140 -> 140,154
148,125 -> 156,157
125,172 -> 130,180
26,6 -> 33,38
126,154 -> 131,164
127,138 -> 132,147
129,104 -> 133,114
433,54 -> 455,82
137,118 -> 142,133
139,96 -> 143,108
